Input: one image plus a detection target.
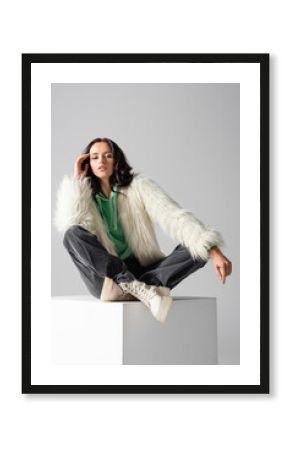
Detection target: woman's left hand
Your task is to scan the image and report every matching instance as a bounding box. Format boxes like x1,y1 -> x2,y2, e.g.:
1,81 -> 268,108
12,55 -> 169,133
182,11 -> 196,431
208,247 -> 232,284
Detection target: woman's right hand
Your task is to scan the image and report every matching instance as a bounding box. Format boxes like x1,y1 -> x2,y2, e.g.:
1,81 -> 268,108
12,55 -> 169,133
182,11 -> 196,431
74,153 -> 90,179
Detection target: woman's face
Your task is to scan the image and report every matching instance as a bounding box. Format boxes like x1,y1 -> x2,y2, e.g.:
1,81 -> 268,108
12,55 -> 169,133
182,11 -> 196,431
89,141 -> 115,180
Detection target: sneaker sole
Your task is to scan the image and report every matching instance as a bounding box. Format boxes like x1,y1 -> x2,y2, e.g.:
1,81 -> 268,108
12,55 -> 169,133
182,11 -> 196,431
155,296 -> 173,323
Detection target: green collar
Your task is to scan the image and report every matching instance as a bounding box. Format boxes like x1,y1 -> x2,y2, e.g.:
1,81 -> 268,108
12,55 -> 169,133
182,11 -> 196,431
95,185 -> 120,200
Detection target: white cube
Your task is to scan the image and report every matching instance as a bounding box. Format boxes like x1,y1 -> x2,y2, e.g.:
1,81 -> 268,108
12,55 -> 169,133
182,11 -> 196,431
51,296 -> 218,365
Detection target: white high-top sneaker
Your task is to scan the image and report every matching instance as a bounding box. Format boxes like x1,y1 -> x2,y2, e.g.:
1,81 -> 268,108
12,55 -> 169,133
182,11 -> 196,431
100,277 -> 136,302
118,280 -> 172,323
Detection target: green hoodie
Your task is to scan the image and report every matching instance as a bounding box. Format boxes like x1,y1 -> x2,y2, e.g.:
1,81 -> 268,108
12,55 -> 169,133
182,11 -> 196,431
94,187 -> 215,260
94,187 -> 134,260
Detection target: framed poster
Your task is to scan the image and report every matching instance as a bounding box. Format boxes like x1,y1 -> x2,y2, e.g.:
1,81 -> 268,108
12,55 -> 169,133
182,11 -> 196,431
22,53 -> 269,394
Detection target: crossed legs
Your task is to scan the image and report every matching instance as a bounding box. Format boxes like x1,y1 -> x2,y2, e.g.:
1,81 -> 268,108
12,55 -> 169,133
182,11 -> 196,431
63,225 -> 208,298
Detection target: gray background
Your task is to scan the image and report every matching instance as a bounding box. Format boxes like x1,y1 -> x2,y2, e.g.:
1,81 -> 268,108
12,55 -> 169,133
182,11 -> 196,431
51,83 -> 240,364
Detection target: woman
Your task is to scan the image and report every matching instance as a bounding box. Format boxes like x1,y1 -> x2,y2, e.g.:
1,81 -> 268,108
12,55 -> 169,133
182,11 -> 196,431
54,137 -> 232,323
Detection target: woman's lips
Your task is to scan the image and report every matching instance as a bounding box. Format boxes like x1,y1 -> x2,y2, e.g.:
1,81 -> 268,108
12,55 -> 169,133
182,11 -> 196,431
98,166 -> 106,171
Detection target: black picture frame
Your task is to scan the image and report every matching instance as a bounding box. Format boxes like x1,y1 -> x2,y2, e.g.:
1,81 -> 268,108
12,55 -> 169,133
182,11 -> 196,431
22,53 -> 269,394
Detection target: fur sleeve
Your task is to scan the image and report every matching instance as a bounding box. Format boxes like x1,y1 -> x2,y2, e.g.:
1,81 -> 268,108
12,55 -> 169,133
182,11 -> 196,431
53,174 -> 93,233
133,173 -> 226,262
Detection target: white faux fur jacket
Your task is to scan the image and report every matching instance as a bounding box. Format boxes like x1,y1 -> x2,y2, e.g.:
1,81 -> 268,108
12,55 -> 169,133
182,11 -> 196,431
53,172 -> 225,265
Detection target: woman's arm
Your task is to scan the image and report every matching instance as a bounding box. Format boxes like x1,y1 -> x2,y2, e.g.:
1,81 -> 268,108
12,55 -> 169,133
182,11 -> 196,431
133,174 -> 225,262
53,174 -> 92,233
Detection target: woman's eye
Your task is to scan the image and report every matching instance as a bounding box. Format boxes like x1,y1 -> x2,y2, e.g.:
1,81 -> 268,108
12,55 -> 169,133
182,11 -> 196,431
91,153 -> 112,160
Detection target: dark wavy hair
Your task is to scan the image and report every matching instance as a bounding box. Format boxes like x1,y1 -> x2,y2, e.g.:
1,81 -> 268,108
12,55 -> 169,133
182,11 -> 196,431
81,137 -> 135,198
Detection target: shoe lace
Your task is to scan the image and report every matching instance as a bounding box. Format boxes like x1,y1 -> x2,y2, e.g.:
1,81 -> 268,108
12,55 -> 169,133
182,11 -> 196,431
120,281 -> 157,306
